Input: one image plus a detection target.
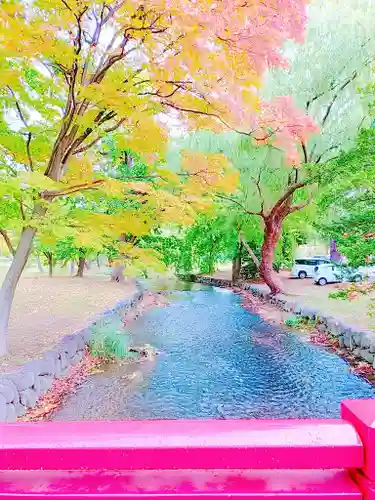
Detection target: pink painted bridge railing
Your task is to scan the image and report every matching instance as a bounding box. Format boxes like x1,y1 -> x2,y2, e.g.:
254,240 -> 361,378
1,400 -> 375,499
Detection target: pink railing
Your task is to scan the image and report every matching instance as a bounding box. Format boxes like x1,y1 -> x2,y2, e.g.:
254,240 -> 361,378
0,400 -> 375,498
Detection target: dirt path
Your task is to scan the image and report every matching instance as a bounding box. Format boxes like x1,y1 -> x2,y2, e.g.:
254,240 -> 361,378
1,276 -> 136,373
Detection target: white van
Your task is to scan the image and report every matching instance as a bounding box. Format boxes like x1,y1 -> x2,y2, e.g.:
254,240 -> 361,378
291,256 -> 331,279
314,263 -> 363,286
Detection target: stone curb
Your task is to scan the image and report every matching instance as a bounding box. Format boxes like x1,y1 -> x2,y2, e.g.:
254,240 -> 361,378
0,290 -> 144,422
194,276 -> 375,370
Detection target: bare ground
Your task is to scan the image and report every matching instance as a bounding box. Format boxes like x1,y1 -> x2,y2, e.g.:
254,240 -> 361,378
0,276 -> 136,373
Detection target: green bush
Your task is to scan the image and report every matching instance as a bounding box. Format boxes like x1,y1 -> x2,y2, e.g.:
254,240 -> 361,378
90,324 -> 133,359
284,316 -> 303,327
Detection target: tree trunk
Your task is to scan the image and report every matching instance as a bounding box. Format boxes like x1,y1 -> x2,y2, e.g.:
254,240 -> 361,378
0,227 -> 36,355
111,263 -> 125,282
75,257 -> 85,277
259,218 -> 283,295
48,253 -> 53,278
36,255 -> 45,273
232,241 -> 242,284
239,232 -> 260,269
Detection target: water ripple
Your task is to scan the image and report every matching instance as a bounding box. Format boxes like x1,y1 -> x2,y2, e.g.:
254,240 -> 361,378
121,287 -> 375,419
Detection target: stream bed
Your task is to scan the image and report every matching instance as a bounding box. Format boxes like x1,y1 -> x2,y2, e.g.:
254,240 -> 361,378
52,284 -> 375,420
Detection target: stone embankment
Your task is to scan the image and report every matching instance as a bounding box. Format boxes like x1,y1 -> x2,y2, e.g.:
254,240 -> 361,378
195,276 -> 375,366
0,291 -> 143,421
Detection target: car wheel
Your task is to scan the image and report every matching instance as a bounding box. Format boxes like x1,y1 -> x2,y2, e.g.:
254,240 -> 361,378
318,277 -> 328,286
298,271 -> 308,279
353,274 -> 362,283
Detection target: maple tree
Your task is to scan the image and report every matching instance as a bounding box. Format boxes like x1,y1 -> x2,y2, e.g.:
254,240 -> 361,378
0,0 -> 312,354
178,0 -> 375,294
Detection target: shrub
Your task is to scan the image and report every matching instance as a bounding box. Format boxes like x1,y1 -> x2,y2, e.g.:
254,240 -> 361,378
90,324 -> 133,359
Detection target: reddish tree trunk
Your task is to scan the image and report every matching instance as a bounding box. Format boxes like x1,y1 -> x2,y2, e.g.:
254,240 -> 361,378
259,217 -> 283,295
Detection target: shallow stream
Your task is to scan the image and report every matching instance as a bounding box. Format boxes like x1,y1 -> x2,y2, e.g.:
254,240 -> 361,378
53,284 -> 375,420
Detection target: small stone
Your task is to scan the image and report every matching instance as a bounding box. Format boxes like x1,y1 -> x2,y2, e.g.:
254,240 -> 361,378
6,403 -> 16,422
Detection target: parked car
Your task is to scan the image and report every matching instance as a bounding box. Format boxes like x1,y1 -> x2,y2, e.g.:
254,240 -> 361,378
291,256 -> 331,279
314,263 -> 363,286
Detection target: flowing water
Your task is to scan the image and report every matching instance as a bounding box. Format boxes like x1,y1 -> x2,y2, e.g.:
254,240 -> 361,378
53,284 -> 375,420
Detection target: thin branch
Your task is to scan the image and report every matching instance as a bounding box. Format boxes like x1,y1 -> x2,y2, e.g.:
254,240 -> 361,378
25,132 -> 34,171
41,179 -> 106,200
7,87 -> 34,171
0,229 -> 15,256
7,86 -> 28,128
71,118 -> 126,155
321,71 -> 358,129
315,144 -> 342,164
301,140 -> 308,164
215,193 -> 262,217
289,198 -> 311,214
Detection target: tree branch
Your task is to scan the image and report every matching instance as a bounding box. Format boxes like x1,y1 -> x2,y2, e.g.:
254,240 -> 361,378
215,193 -> 262,217
41,179 -> 106,200
268,182 -> 306,218
0,229 -> 15,256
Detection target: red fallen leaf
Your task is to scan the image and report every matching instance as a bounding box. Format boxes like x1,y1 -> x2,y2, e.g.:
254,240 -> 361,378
351,363 -> 374,376
19,349 -> 103,422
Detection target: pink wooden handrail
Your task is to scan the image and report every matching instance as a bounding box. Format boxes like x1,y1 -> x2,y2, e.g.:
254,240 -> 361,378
0,400 -> 374,499
0,418 -> 363,470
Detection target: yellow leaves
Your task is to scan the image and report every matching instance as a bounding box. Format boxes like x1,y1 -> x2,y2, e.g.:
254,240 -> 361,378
63,157 -> 94,184
19,171 -> 60,191
117,243 -> 166,275
124,117 -> 168,163
181,151 -> 239,195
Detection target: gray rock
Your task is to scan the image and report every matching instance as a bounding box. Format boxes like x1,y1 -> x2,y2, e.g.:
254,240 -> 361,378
14,402 -> 27,417
0,394 -> 7,421
0,378 -> 18,403
293,304 -> 302,315
6,403 -> 16,422
33,374 -> 53,396
70,350 -> 84,366
82,328 -> 93,344
353,347 -> 362,358
6,370 -> 35,391
74,334 -> 85,350
58,338 -> 78,358
344,332 -> 353,349
19,388 -> 37,408
58,351 -> 69,370
361,335 -> 372,350
353,332 -> 364,347
360,350 -> 375,364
